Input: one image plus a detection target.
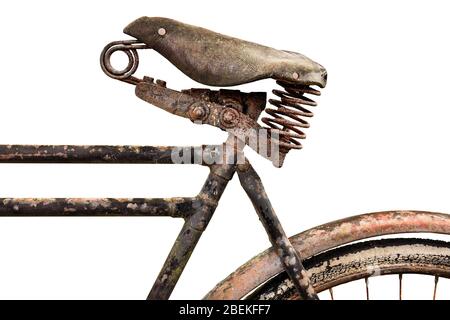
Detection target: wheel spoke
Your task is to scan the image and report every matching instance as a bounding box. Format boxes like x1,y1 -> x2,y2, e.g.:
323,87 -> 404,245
433,276 -> 439,300
399,274 -> 403,300
365,277 -> 370,300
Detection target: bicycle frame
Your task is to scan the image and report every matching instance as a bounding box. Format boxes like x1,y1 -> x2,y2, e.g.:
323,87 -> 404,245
0,89 -> 317,300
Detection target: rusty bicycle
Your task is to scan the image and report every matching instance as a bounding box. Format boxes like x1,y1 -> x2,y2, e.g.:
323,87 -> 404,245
0,17 -> 449,300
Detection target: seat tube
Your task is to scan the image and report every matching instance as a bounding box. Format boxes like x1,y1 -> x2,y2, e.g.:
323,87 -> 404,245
237,159 -> 319,300
147,163 -> 236,300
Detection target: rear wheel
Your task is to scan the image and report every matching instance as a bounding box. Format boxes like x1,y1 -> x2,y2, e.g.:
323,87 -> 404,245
247,238 -> 450,300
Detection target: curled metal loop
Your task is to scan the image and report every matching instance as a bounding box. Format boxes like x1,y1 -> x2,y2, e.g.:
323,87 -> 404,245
262,80 -> 321,151
100,40 -> 149,82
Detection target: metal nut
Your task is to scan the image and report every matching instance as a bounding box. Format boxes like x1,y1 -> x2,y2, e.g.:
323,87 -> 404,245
220,107 -> 240,128
188,102 -> 209,122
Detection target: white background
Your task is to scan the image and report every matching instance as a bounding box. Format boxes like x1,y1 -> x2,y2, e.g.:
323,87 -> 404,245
0,0 -> 449,299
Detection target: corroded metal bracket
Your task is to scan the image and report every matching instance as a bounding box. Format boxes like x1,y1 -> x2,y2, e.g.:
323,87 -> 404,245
136,79 -> 261,132
134,80 -> 281,164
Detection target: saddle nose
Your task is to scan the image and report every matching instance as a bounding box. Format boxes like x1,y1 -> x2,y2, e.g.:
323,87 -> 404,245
321,68 -> 328,85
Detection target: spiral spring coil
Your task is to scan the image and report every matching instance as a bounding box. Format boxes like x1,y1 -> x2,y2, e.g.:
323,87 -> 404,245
262,80 -> 320,152
100,40 -> 149,85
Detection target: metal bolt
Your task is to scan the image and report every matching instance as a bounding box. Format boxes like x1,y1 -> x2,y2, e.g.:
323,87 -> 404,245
220,108 -> 240,128
223,111 -> 235,123
188,102 -> 209,122
158,28 -> 166,36
193,107 -> 205,119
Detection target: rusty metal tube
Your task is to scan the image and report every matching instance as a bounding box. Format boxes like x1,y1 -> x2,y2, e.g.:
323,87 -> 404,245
0,145 -> 225,165
147,164 -> 236,299
237,160 -> 318,300
0,197 -> 198,218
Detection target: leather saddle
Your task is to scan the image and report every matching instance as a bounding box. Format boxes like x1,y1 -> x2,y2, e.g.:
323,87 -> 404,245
124,17 -> 327,88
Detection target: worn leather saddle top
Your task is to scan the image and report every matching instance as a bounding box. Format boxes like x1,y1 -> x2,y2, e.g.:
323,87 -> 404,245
124,17 -> 327,88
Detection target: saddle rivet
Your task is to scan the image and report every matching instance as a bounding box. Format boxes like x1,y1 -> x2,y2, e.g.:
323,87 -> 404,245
158,28 -> 167,36
292,72 -> 299,79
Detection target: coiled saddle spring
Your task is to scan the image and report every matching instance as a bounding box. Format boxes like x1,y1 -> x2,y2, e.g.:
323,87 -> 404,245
262,80 -> 320,152
100,40 -> 149,85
